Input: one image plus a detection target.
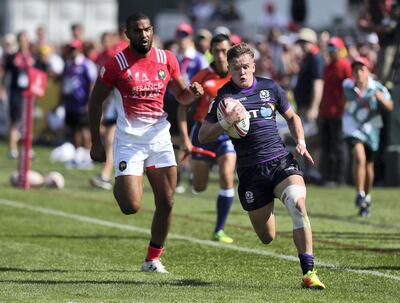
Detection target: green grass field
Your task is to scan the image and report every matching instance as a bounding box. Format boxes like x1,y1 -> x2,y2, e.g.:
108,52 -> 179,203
0,143 -> 399,303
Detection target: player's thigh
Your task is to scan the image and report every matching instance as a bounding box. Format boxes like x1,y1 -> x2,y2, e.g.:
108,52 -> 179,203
147,166 -> 177,207
191,159 -> 211,191
248,202 -> 276,241
217,152 -> 236,188
114,175 -> 144,211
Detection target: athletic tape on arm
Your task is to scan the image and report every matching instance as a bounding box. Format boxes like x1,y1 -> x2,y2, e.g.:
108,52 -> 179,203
280,185 -> 310,230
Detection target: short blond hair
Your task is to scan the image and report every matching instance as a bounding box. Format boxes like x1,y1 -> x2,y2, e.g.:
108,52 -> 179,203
227,42 -> 254,63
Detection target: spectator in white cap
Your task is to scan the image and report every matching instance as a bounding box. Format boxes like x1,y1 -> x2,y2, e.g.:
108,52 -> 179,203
195,28 -> 213,63
214,26 -> 231,36
293,27 -> 325,184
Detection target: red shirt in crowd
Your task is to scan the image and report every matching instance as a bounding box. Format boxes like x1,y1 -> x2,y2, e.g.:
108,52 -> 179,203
319,58 -> 352,119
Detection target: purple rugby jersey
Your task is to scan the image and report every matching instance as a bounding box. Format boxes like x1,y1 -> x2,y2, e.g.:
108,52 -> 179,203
205,76 -> 290,167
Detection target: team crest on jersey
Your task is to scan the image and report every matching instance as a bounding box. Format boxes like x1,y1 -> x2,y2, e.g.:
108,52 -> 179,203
119,161 -> 127,172
260,90 -> 271,101
157,69 -> 166,80
245,191 -> 254,204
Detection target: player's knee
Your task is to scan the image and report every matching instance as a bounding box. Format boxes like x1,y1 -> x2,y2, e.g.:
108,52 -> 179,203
156,197 -> 174,213
260,231 -> 275,245
192,183 -> 207,192
113,190 -> 141,214
120,205 -> 139,215
280,185 -> 310,230
118,199 -> 141,215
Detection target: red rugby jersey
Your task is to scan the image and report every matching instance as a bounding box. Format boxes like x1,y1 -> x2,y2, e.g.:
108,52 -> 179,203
191,66 -> 231,122
98,47 -> 180,143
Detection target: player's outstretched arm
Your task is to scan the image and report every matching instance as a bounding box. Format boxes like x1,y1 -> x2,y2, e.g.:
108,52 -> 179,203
169,76 -> 204,105
88,79 -> 112,162
282,107 -> 314,165
198,120 -> 225,144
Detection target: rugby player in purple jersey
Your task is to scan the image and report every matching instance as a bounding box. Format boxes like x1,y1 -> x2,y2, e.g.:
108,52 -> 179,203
199,43 -> 325,289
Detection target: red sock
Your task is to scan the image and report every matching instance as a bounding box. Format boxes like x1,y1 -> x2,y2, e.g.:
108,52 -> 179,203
146,245 -> 164,261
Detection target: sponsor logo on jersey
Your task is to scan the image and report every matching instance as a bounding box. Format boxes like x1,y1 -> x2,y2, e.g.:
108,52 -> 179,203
248,103 -> 275,120
119,161 -> 127,171
260,89 -> 271,101
157,69 -> 166,80
245,191 -> 254,203
131,82 -> 164,99
259,106 -> 274,119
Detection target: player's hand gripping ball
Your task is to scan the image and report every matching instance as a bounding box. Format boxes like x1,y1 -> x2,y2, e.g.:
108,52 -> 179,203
217,98 -> 250,139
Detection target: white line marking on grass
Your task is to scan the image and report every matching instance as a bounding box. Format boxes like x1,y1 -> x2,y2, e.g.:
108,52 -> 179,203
1,198 -> 399,282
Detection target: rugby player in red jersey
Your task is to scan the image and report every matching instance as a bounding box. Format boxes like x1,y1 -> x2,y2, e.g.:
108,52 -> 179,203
89,12 -> 203,273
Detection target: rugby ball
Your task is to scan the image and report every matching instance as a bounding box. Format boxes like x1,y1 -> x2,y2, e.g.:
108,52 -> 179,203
217,98 -> 250,139
44,171 -> 65,189
10,170 -> 44,187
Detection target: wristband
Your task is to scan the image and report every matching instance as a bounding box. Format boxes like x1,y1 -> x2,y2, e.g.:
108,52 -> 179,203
297,139 -> 306,147
218,118 -> 230,130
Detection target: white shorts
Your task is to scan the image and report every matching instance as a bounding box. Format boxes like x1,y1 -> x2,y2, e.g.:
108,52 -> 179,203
113,138 -> 177,177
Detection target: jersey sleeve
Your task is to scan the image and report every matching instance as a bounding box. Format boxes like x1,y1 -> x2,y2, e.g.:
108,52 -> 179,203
274,83 -> 291,114
166,50 -> 181,81
98,58 -> 119,88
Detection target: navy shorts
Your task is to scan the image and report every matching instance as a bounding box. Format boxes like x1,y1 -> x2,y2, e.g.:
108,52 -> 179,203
346,137 -> 376,162
65,111 -> 89,130
190,122 -> 235,161
237,153 -> 303,211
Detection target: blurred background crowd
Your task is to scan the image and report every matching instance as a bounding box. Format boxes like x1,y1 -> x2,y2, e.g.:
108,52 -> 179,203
0,0 -> 399,189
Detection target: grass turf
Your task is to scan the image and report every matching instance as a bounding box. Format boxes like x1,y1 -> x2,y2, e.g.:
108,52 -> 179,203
0,143 -> 399,302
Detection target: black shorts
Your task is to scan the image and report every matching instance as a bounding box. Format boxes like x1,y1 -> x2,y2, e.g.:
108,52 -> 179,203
346,137 -> 376,162
237,153 -> 303,211
9,90 -> 24,123
65,111 -> 89,130
102,118 -> 116,127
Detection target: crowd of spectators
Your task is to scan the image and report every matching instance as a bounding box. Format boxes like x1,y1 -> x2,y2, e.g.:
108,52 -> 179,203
0,0 -> 397,191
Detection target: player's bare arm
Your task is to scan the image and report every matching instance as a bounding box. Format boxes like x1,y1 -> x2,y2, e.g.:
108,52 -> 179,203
177,104 -> 193,153
169,76 -> 204,105
198,120 -> 226,143
307,79 -> 324,121
282,107 -> 314,165
88,79 -> 112,162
